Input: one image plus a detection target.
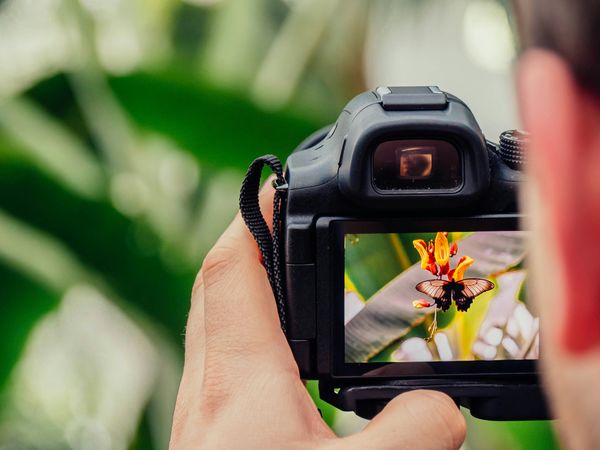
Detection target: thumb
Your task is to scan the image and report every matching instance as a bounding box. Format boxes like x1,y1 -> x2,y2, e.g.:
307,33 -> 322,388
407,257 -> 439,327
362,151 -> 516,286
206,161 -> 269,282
340,390 -> 466,450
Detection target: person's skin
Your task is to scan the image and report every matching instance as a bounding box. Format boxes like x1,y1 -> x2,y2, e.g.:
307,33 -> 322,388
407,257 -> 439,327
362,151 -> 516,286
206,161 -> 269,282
169,183 -> 466,449
519,50 -> 600,449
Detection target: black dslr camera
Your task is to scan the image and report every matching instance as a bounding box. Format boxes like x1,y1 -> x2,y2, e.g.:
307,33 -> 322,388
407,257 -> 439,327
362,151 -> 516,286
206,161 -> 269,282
240,87 -> 548,421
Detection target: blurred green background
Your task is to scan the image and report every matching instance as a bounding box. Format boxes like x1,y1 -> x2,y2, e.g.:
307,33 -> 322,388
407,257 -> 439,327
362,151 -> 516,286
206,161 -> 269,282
0,0 -> 557,448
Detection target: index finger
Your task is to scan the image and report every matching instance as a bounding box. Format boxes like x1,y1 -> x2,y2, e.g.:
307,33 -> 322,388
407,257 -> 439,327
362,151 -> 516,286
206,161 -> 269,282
185,179 -> 296,380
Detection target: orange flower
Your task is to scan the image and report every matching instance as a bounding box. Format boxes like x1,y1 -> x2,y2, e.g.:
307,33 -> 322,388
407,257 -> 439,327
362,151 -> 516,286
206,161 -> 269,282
434,232 -> 450,267
450,256 -> 474,281
439,261 -> 450,276
413,239 -> 430,270
427,262 -> 439,276
413,239 -> 438,275
414,233 -> 475,281
413,299 -> 433,309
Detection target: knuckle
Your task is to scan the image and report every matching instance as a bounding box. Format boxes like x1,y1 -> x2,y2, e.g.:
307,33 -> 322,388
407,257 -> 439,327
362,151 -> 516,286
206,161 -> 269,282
198,375 -> 232,419
202,244 -> 238,274
199,243 -> 241,289
192,362 -> 239,421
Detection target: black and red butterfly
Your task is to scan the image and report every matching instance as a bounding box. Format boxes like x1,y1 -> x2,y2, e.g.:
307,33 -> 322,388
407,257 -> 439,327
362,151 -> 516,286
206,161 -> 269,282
415,278 -> 494,312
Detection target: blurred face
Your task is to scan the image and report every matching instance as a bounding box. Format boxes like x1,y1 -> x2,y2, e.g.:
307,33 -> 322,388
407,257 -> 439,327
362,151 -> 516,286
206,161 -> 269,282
519,50 -> 600,449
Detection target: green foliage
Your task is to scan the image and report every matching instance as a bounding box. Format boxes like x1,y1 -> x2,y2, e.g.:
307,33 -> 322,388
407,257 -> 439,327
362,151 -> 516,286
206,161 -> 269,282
0,264 -> 58,394
345,234 -> 410,300
0,63 -> 323,447
109,70 -> 322,170
0,157 -> 191,336
465,415 -> 559,450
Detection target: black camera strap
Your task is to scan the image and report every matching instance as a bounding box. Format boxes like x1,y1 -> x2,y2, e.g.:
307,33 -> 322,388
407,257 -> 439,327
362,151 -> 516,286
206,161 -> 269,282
239,155 -> 288,333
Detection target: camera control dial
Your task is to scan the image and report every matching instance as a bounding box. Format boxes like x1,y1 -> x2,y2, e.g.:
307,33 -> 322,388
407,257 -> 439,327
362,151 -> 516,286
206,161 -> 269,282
498,129 -> 528,171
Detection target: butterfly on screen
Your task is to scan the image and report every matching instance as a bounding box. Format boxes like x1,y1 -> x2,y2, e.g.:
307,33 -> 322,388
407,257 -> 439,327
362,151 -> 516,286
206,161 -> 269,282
415,278 -> 494,313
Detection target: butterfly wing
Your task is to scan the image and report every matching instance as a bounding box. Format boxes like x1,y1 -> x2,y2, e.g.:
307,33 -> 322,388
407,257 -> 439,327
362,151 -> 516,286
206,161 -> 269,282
415,279 -> 452,311
453,278 -> 495,312
459,278 -> 495,297
415,279 -> 446,298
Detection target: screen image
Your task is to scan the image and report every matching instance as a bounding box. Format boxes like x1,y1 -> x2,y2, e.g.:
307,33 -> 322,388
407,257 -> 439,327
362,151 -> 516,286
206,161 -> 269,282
344,231 -> 539,364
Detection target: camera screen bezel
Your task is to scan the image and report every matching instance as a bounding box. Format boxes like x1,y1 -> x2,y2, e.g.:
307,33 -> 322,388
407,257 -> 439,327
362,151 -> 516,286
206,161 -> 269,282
316,215 -> 538,380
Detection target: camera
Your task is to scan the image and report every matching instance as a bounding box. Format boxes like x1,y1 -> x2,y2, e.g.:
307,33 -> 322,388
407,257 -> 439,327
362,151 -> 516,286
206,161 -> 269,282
240,87 -> 548,420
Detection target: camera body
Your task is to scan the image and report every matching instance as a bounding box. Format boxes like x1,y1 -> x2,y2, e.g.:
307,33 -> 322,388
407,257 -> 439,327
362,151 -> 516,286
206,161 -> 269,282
280,87 -> 547,420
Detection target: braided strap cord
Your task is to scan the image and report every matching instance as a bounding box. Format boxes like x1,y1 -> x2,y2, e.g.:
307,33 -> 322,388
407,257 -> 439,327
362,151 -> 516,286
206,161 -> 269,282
239,155 -> 288,333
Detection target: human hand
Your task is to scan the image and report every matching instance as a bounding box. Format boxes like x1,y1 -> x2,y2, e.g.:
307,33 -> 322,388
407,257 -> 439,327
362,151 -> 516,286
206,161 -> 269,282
169,182 -> 466,449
